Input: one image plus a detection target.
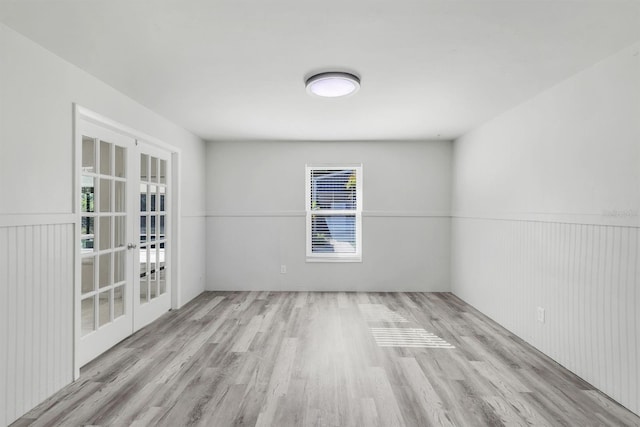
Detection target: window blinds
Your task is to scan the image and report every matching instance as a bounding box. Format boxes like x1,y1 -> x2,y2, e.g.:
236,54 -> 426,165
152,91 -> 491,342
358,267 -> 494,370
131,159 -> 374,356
306,166 -> 362,259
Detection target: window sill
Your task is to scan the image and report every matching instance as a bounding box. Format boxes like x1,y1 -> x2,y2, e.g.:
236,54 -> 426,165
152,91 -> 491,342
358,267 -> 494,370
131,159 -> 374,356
306,256 -> 362,263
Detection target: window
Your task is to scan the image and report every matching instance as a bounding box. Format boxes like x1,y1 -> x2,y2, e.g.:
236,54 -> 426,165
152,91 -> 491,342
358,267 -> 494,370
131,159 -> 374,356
306,164 -> 362,262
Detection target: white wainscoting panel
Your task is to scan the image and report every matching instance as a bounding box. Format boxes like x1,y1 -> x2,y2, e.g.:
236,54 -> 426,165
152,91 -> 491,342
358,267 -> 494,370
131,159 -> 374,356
452,217 -> 639,415
0,223 -> 74,426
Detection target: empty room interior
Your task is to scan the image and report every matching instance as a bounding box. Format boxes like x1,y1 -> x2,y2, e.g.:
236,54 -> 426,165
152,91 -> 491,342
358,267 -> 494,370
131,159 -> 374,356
1,1 -> 640,426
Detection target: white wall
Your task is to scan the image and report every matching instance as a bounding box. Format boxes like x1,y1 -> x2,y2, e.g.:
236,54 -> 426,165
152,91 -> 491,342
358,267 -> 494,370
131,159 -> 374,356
452,41 -> 640,415
206,140 -> 451,291
0,23 -> 206,425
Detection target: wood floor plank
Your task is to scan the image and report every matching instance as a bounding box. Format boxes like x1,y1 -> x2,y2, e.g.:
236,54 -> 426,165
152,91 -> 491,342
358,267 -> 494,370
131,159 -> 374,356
358,397 -> 380,427
583,389 -> 640,426
398,357 -> 455,427
191,295 -> 225,321
12,291 -> 640,427
254,337 -> 298,427
129,406 -> 164,427
481,395 -> 529,427
231,315 -> 263,353
368,366 -> 407,427
337,292 -> 350,309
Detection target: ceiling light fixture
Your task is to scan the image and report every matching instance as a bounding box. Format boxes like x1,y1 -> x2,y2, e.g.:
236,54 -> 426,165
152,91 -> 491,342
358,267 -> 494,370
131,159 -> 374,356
305,72 -> 361,98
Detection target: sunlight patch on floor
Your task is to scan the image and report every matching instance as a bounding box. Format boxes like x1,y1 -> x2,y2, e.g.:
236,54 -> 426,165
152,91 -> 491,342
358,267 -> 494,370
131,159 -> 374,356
358,304 -> 409,323
370,327 -> 455,349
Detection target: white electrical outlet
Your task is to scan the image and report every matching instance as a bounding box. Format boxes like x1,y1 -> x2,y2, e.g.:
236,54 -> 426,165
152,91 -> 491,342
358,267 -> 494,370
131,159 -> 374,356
280,265 -> 287,274
537,307 -> 545,323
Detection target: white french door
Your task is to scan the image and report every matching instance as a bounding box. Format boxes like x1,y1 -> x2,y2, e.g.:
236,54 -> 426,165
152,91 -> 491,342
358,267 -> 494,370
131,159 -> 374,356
134,142 -> 171,330
77,119 -> 172,367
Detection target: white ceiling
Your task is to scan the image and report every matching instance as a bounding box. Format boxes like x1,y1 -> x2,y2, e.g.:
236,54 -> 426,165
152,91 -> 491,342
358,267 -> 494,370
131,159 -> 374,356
1,0 -> 639,141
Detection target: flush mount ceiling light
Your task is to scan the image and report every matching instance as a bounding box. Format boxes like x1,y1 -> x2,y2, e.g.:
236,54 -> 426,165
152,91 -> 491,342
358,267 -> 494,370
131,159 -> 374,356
305,72 -> 361,98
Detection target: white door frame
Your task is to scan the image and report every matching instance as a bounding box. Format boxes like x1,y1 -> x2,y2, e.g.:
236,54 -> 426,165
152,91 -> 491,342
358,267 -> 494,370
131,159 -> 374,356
73,105 -> 182,379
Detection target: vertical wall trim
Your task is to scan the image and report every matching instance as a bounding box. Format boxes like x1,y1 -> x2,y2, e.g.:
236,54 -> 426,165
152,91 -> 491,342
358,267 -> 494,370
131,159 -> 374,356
1,227 -> 8,426
73,104 -> 81,381
171,151 -> 182,309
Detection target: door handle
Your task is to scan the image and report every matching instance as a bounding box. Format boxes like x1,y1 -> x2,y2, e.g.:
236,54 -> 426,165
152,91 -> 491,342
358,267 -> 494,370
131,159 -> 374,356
127,243 -> 138,250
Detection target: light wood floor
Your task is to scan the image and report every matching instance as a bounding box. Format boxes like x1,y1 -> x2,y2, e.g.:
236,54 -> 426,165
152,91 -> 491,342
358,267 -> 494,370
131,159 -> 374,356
13,292 -> 640,426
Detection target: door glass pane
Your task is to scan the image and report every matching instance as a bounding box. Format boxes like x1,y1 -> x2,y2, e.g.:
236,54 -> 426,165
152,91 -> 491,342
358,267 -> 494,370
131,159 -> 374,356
140,216 -> 147,244
149,244 -> 157,277
140,276 -> 149,304
81,217 -> 95,253
140,184 -> 147,212
114,286 -> 125,319
114,145 -> 126,178
81,297 -> 95,336
114,250 -> 125,284
82,137 -> 95,173
159,215 -> 165,240
114,181 -> 125,212
114,216 -> 126,248
100,179 -> 111,212
99,253 -> 111,288
159,159 -> 166,184
150,271 -> 158,299
140,154 -> 148,181
158,186 -> 165,212
99,216 -> 111,250
81,257 -> 95,294
159,263 -> 166,295
100,140 -> 112,175
150,244 -> 157,299
81,216 -> 94,236
81,238 -> 94,252
150,157 -> 158,183
140,244 -> 147,272
150,185 -> 157,212
81,176 -> 95,213
150,216 -> 156,241
98,290 -> 111,327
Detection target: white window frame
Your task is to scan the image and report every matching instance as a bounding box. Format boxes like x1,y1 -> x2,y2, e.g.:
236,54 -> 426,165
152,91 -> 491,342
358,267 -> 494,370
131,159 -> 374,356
305,164 -> 363,262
